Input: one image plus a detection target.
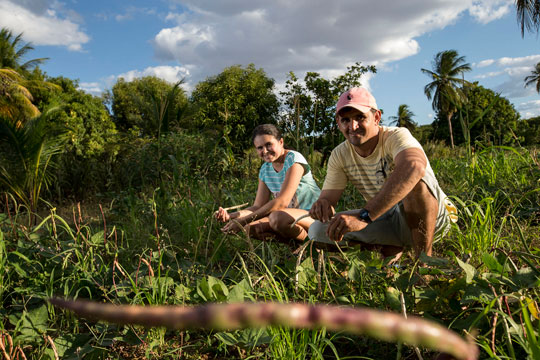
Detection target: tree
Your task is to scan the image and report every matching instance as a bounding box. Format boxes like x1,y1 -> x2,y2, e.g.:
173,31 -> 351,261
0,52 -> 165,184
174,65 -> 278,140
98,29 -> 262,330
279,62 -> 376,166
388,104 -> 417,131
0,108 -> 66,220
431,83 -> 520,146
515,0 -> 540,36
524,62 -> 540,93
421,50 -> 471,149
0,29 -> 53,124
191,64 -> 279,153
0,28 -> 48,74
107,76 -> 188,138
0,68 -> 40,122
516,115 -> 540,145
29,75 -> 119,199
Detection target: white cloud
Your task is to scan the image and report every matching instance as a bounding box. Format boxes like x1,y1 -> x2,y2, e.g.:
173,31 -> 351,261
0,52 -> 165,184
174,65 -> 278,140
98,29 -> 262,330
152,0 -> 498,88
0,0 -> 89,51
116,65 -> 191,84
473,54 -> 540,99
468,0 -> 512,24
115,6 -> 156,22
497,54 -> 540,67
475,59 -> 495,68
517,100 -> 540,118
79,82 -> 102,96
474,70 -> 504,79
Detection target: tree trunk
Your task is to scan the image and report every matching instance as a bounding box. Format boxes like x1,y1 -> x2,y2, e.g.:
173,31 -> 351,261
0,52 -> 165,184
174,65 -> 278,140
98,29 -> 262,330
447,111 -> 455,149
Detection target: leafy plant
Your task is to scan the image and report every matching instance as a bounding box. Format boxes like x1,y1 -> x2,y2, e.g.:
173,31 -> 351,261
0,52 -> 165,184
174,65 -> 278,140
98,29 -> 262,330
0,108 -> 66,220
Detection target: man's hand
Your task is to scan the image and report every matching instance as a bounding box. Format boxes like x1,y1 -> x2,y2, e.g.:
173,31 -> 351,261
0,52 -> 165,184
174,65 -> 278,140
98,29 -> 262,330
309,198 -> 335,223
326,210 -> 369,242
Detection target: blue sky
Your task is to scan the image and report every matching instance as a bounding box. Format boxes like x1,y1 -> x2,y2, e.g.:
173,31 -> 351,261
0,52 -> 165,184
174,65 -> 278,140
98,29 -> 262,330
1,0 -> 539,125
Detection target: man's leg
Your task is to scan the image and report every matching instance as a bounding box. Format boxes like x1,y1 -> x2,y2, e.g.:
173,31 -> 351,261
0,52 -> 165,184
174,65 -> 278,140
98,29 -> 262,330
401,180 -> 438,257
307,213 -> 405,260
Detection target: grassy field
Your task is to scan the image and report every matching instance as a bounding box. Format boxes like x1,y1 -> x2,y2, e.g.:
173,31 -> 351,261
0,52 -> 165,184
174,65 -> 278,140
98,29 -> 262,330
1,144 -> 539,359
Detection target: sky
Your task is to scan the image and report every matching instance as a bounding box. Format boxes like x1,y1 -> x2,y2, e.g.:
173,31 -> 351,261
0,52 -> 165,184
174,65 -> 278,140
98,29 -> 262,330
1,0 -> 539,125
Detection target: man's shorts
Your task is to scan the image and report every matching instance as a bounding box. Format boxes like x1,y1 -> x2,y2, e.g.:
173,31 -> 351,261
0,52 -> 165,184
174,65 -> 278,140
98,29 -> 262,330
307,181 -> 457,247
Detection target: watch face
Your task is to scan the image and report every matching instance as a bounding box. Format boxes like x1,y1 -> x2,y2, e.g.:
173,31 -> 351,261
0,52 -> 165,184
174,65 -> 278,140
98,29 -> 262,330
359,209 -> 371,222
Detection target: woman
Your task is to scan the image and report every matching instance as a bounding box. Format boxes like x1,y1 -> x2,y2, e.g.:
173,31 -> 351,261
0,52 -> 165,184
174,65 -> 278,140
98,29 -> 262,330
215,124 -> 320,242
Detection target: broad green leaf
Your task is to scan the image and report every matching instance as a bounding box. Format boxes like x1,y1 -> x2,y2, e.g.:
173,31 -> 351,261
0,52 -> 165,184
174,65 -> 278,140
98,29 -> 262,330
461,284 -> 494,304
456,257 -> 477,283
419,252 -> 450,267
16,305 -> 49,342
482,253 -> 503,274
347,259 -> 363,282
174,284 -> 191,302
196,277 -> 211,301
90,231 -> 104,245
228,283 -> 245,302
208,275 -> 229,300
510,267 -> 540,291
414,288 -> 438,301
385,287 -> 401,311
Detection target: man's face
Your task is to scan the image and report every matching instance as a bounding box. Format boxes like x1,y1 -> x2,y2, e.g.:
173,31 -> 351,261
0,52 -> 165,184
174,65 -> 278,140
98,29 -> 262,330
337,107 -> 381,148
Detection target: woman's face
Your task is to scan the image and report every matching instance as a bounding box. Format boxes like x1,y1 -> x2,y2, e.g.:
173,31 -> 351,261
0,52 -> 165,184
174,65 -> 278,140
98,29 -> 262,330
253,134 -> 284,163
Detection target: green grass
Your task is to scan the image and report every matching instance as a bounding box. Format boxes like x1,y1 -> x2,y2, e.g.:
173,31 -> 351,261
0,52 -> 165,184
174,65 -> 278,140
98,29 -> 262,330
1,144 -> 539,359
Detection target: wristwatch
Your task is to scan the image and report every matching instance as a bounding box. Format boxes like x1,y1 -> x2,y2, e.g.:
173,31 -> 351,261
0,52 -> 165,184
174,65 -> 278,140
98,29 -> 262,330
358,208 -> 372,223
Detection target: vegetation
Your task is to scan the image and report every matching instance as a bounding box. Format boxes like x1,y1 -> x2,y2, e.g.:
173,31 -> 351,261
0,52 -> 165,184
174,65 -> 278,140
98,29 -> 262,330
421,50 -> 472,149
515,0 -> 540,36
0,28 -> 539,360
279,62 -> 376,166
0,28 -> 48,74
524,62 -> 540,93
191,64 -> 279,153
388,104 -> 417,132
107,76 -> 189,138
1,141 -> 539,359
432,83 -> 521,147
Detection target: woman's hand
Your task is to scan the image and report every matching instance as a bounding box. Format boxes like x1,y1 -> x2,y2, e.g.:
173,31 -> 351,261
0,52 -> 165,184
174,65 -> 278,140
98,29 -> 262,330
214,207 -> 230,222
221,220 -> 244,234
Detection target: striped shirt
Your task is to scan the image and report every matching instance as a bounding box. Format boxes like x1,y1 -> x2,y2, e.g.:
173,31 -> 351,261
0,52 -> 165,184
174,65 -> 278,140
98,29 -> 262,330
259,150 -> 321,210
323,126 -> 439,201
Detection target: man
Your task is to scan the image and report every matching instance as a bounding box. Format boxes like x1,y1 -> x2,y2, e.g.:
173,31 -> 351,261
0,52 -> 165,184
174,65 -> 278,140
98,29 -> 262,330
308,87 -> 456,259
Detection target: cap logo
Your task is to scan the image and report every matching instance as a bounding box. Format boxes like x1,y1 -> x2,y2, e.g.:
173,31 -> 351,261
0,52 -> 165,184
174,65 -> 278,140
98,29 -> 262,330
347,95 -> 351,100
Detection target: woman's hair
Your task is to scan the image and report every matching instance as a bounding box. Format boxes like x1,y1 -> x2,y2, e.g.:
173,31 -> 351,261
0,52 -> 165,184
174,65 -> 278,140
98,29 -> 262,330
251,124 -> 282,142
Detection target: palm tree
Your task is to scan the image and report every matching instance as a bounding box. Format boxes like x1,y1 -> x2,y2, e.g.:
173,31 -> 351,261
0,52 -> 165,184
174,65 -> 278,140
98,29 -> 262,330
421,50 -> 471,149
388,104 -> 417,131
0,68 -> 40,123
0,28 -> 48,73
524,62 -> 540,93
0,28 -> 58,125
515,0 -> 540,37
0,108 -> 66,220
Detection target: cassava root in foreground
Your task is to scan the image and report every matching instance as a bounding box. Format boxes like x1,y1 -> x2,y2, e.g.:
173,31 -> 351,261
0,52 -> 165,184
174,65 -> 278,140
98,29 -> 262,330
49,298 -> 478,360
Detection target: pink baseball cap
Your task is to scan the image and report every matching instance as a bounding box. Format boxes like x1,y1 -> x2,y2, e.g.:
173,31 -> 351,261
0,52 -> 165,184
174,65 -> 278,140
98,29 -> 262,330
336,87 -> 378,115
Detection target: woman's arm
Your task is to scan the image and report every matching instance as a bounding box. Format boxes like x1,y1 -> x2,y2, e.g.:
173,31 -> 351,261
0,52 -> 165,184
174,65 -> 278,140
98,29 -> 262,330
222,163 -> 304,232
215,181 -> 271,223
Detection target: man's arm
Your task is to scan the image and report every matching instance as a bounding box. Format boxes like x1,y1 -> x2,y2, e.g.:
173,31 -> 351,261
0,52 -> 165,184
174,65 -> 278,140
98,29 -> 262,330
309,189 -> 343,223
363,147 -> 427,220
326,147 -> 427,242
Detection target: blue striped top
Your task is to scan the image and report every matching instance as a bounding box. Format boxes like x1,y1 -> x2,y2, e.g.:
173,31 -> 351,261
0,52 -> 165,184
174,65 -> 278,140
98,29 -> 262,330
258,150 -> 321,210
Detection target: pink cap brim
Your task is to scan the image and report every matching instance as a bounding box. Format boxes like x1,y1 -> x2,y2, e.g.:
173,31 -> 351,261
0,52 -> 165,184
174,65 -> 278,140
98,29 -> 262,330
336,103 -> 372,115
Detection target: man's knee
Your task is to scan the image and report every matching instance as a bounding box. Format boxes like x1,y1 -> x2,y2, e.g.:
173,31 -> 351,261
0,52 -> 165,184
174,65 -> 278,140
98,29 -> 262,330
404,180 -> 437,208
